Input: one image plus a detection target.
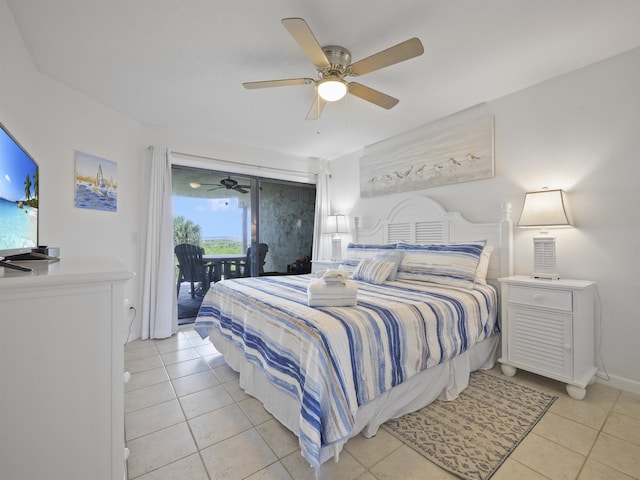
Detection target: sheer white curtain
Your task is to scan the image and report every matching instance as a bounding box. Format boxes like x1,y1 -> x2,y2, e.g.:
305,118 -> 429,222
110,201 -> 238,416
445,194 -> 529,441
141,146 -> 177,339
312,160 -> 332,262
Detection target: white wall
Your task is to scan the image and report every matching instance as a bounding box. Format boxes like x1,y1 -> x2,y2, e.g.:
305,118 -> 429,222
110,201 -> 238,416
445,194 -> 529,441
329,48 -> 640,394
1,0 -> 319,341
1,0 -> 145,341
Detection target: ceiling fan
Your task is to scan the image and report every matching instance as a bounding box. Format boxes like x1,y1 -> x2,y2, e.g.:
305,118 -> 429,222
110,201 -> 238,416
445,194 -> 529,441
190,176 -> 251,194
243,17 -> 424,120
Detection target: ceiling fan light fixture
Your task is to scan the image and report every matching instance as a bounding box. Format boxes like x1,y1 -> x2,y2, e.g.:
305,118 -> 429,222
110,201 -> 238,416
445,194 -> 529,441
317,78 -> 347,102
189,182 -> 202,189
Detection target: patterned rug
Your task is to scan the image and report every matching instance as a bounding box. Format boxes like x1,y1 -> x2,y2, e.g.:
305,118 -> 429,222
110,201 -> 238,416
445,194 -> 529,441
381,370 -> 557,480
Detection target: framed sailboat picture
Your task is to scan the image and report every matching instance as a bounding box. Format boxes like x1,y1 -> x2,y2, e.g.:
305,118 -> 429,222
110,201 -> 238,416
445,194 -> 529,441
74,151 -> 118,212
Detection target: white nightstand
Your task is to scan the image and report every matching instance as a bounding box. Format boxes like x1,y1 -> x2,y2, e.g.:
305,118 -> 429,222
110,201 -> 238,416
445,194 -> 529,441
498,275 -> 597,400
311,260 -> 340,273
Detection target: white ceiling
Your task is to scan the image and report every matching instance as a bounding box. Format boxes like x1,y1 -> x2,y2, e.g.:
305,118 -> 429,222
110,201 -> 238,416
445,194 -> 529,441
7,1 -> 640,161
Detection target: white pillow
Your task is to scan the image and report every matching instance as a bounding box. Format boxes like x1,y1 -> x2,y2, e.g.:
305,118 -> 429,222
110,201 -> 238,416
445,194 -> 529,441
352,258 -> 396,285
338,243 -> 397,274
474,245 -> 494,285
373,250 -> 404,281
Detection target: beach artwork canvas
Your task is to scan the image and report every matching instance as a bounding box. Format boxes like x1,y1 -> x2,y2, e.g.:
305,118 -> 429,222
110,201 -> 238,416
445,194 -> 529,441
74,151 -> 117,212
360,106 -> 494,198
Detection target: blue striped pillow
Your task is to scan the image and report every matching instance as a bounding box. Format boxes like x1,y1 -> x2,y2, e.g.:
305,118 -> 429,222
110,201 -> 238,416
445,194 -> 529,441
396,241 -> 486,289
338,243 -> 397,274
352,259 -> 396,285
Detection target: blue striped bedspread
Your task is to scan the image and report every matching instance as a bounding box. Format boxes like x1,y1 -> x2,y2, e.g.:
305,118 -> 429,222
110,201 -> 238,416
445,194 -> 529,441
194,274 -> 498,469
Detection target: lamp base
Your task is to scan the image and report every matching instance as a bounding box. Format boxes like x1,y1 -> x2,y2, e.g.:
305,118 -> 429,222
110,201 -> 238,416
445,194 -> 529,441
331,237 -> 342,261
532,236 -> 559,279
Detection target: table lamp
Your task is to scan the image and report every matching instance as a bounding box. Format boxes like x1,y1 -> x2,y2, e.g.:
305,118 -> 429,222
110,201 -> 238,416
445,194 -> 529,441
326,214 -> 348,261
517,188 -> 572,279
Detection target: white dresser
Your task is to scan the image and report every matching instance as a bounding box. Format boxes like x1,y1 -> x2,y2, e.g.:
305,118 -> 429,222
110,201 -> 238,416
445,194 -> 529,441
0,257 -> 134,479
498,275 -> 597,400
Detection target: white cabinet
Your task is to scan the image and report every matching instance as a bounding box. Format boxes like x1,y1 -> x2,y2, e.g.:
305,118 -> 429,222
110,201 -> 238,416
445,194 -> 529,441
0,257 -> 133,479
498,275 -> 596,400
311,260 -> 340,273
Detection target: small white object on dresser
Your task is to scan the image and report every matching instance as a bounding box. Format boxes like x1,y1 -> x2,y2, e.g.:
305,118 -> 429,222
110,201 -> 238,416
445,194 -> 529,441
498,275 -> 597,400
311,260 -> 340,273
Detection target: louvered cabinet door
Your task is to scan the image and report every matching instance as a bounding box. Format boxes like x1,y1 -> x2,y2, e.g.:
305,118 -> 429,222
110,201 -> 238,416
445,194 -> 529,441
498,275 -> 597,400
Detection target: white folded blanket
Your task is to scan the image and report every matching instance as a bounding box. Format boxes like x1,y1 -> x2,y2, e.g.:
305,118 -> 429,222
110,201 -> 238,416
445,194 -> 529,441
307,278 -> 357,306
316,268 -> 350,286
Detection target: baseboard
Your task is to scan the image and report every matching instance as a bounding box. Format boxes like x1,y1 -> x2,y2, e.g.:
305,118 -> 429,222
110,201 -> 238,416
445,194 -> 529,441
596,370 -> 640,395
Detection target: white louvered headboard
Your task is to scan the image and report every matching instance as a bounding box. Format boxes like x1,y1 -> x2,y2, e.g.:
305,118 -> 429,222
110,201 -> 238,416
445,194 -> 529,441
354,197 -> 513,280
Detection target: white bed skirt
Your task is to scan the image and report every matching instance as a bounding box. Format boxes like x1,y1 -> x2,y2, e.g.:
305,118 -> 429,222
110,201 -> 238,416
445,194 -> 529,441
207,328 -> 500,467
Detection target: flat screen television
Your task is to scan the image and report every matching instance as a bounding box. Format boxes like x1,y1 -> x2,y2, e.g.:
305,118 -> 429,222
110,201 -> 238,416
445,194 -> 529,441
0,121 -> 39,271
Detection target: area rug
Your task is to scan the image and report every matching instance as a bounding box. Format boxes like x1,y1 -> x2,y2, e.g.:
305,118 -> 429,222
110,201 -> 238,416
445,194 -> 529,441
381,370 -> 557,480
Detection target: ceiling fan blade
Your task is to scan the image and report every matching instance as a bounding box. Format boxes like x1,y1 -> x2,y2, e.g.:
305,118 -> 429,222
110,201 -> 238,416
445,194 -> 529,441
281,17 -> 330,68
234,187 -> 249,194
243,78 -> 314,89
348,82 -> 399,109
349,37 -> 424,76
305,94 -> 327,121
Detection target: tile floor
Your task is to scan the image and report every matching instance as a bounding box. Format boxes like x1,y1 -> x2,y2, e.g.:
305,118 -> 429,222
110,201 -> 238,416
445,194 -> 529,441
124,326 -> 640,480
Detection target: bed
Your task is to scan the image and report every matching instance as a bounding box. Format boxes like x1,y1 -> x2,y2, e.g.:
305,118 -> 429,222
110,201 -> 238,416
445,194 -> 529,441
194,197 -> 513,470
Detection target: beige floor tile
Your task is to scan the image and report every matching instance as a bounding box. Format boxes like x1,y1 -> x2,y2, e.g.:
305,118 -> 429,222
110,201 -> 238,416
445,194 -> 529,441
161,347 -> 201,365
578,458 -> 637,480
134,453 -> 209,480
125,344 -> 161,362
603,412 -> 640,446
492,458 -> 549,480
125,367 -> 170,393
125,381 -> 176,414
532,411 -> 599,455
125,338 -> 157,351
155,335 -> 195,354
200,429 -> 278,480
550,394 -> 612,430
126,354 -> 165,374
165,357 -> 211,379
343,430 -> 402,468
589,432 -> 640,479
256,418 -> 300,458
179,384 -> 234,419
127,422 -> 198,479
369,445 -> 457,480
171,369 -> 220,397
281,449 -> 365,480
237,396 -> 274,426
355,473 -> 377,480
615,393 -> 640,422
125,398 -> 185,441
223,378 -> 252,402
511,432 -> 585,480
246,461 -> 294,480
203,352 -> 228,369
195,343 -> 219,356
188,404 -> 253,450
213,363 -> 240,383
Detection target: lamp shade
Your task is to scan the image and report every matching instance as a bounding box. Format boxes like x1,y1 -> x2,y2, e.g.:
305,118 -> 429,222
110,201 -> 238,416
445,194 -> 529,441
326,214 -> 348,234
517,189 -> 572,228
317,79 -> 348,102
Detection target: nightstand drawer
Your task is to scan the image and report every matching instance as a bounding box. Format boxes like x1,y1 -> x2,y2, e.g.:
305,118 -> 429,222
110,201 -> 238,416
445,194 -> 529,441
508,285 -> 572,312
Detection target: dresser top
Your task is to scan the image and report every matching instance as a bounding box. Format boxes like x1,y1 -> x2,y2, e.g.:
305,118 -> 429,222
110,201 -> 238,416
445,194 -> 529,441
498,274 -> 595,289
0,256 -> 134,288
